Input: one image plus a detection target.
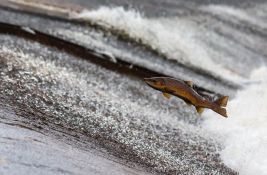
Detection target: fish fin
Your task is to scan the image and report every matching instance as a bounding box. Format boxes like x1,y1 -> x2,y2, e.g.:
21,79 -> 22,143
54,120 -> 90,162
212,107 -> 228,118
186,102 -> 191,106
184,81 -> 193,87
214,96 -> 229,107
196,107 -> 204,115
162,93 -> 171,99
184,99 -> 192,106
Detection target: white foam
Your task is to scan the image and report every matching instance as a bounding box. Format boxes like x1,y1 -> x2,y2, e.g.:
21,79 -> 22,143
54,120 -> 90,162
203,67 -> 267,175
73,7 -> 245,83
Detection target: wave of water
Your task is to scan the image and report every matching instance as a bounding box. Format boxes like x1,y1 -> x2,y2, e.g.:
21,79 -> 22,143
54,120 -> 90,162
203,67 -> 267,175
73,6 -> 247,84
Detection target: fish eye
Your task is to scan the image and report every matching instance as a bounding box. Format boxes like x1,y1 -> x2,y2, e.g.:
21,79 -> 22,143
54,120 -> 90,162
151,80 -> 157,85
157,81 -> 164,86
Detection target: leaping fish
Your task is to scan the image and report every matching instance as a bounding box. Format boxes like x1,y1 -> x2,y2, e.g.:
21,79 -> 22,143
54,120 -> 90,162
144,77 -> 229,118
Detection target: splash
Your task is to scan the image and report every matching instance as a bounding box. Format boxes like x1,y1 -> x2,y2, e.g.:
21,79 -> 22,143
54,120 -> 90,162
73,7 -> 245,83
203,67 -> 267,175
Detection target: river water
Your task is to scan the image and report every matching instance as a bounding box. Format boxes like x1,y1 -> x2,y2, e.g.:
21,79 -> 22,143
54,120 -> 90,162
70,3 -> 267,174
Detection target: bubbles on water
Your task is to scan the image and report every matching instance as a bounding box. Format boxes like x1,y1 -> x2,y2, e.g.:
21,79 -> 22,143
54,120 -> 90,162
74,6 -> 246,84
0,41 -> 232,174
203,66 -> 267,175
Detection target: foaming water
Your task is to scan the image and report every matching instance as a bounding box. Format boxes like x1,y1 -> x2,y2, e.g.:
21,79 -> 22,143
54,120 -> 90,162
0,43 -> 233,173
72,7 -> 267,173
203,67 -> 267,175
73,7 -> 245,83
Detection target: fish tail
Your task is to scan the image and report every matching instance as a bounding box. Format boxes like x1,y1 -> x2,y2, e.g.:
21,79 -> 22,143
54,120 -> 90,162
214,96 -> 229,107
212,107 -> 228,118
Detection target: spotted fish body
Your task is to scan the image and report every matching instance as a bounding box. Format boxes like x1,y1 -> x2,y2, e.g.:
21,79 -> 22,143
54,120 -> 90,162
144,77 -> 228,118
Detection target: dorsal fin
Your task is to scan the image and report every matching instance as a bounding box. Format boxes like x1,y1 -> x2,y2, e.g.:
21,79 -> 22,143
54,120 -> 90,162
195,106 -> 204,115
214,96 -> 229,107
162,93 -> 171,99
184,81 -> 193,87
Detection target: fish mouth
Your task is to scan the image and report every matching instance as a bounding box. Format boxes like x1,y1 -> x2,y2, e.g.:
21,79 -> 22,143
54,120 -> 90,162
144,78 -> 156,87
144,78 -> 164,92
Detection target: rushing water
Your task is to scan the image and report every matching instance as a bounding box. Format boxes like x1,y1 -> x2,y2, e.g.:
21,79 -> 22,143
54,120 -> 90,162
203,67 -> 267,175
75,7 -> 245,83
72,4 -> 267,175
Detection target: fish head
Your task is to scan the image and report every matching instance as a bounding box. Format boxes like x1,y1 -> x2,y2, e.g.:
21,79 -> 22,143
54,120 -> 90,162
144,77 -> 167,91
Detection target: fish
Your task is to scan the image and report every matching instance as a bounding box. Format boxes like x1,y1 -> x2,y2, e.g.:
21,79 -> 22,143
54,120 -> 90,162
144,77 -> 229,118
